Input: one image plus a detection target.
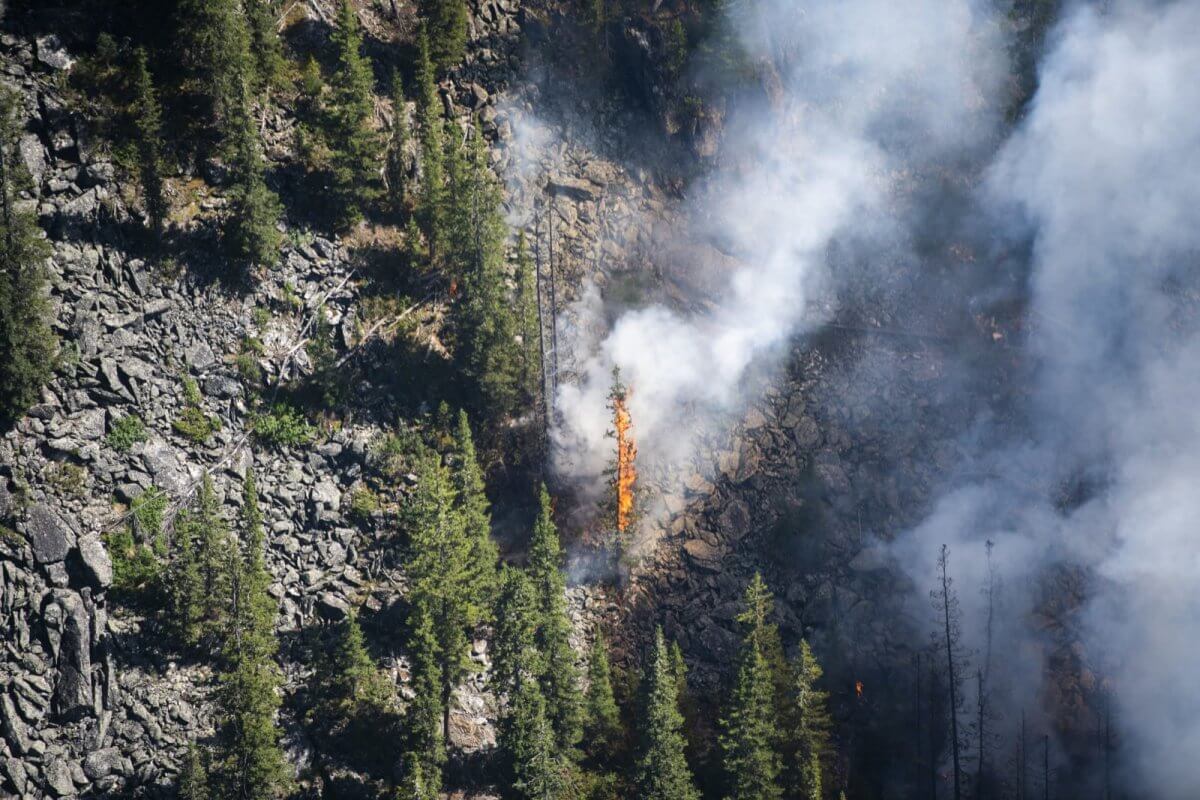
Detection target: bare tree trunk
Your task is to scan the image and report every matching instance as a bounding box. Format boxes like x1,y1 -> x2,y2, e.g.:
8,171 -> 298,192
1043,734 -> 1050,800
939,544 -> 962,800
533,210 -> 549,433
1019,710 -> 1027,800
548,193 -> 559,394
915,653 -> 923,796
1104,702 -> 1112,800
929,668 -> 939,800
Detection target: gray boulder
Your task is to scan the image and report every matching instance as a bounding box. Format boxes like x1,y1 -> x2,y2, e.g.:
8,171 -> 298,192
23,504 -> 77,564
76,535 -> 113,588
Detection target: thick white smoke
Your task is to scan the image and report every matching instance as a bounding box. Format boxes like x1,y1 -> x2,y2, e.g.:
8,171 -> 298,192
553,0 -> 1005,498
892,1 -> 1200,795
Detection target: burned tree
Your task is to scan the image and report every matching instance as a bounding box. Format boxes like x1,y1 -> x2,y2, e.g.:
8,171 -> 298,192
932,544 -> 967,800
604,366 -> 638,549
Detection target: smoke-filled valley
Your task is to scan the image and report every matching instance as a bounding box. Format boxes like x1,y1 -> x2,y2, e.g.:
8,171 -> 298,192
0,0 -> 1195,799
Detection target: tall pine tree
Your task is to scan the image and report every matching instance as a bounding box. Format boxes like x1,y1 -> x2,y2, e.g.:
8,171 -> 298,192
583,629 -> 623,767
328,0 -> 382,229
791,640 -> 831,800
178,743 -> 211,800
402,607 -> 445,800
634,628 -> 699,800
453,410 -> 499,606
386,69 -> 411,214
171,476 -> 230,645
130,48 -> 167,233
414,24 -> 446,260
176,0 -> 252,146
418,0 -> 468,73
0,87 -> 55,428
526,484 -> 582,752
245,0 -> 285,96
514,231 -> 542,409
217,470 -> 290,799
225,104 -> 282,268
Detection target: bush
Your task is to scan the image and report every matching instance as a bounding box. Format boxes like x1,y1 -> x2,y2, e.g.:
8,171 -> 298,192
252,403 -> 315,447
46,462 -> 88,498
173,377 -> 221,443
107,487 -> 169,596
349,486 -> 379,521
106,414 -> 147,452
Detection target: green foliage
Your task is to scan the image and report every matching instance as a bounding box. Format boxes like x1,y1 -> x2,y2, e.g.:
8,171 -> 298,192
0,87 -> 56,429
790,641 -> 832,800
387,70 -> 411,214
106,487 -> 170,599
720,575 -> 783,800
527,484 -> 582,752
664,18 -> 689,78
106,414 -> 147,452
246,0 -> 285,96
170,476 -> 230,646
323,612 -> 395,724
252,403 -> 315,447
514,232 -> 542,409
176,0 -> 253,145
453,410 -> 499,606
178,743 -> 212,800
419,0 -> 469,73
225,108 -> 283,267
349,486 -> 380,521
217,469 -> 290,799
402,607 -> 445,799
508,678 -> 569,800
130,48 -> 167,232
45,461 -> 88,498
414,25 -> 446,258
635,629 -> 700,800
237,337 -> 265,387
173,376 -> 222,443
583,630 -> 623,767
326,0 -> 382,229
491,566 -> 540,700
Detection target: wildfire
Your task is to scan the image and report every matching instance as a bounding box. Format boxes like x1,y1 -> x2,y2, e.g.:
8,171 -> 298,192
855,680 -> 864,699
613,388 -> 637,534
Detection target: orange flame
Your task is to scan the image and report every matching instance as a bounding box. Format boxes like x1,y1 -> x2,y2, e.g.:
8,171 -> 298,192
449,278 -> 459,298
614,390 -> 637,534
855,680 -> 864,699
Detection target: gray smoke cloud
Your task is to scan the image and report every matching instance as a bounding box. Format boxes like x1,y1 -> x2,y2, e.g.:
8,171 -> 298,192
552,0 -> 1006,502
891,1 -> 1200,795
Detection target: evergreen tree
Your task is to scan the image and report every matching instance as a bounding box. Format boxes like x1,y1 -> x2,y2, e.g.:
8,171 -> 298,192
792,640 -> 831,800
176,0 -> 252,144
414,24 -> 446,260
402,607 -> 445,800
0,87 -> 55,428
449,122 -> 519,418
171,476 -> 230,645
514,231 -> 541,408
583,629 -> 623,767
328,0 -> 382,229
130,48 -> 167,233
178,743 -> 211,800
225,106 -> 282,267
404,448 -> 480,741
527,484 -> 582,751
634,629 -> 700,800
327,611 -> 394,722
217,469 -> 290,799
721,578 -> 783,800
453,410 -> 499,605
491,566 -> 540,701
418,0 -> 468,73
387,69 -> 411,214
245,0 -> 285,96
508,679 -> 568,800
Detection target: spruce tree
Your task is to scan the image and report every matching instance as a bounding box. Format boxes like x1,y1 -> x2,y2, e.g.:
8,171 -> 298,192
418,0 -> 468,73
217,469 -> 289,799
508,679 -> 568,800
414,24 -> 446,260
583,629 -> 622,767
404,448 -> 480,741
721,578 -> 783,800
178,743 -> 211,800
634,628 -> 699,800
130,48 -> 167,233
0,87 -> 55,428
176,0 -> 252,144
514,231 -> 542,408
387,69 -> 411,214
491,566 -> 540,701
453,410 -> 499,606
328,0 -> 382,229
225,106 -> 282,268
327,611 -> 394,722
171,476 -> 230,645
245,0 -> 285,96
449,123 -> 519,418
403,607 -> 445,800
527,484 -> 582,751
792,640 -> 831,800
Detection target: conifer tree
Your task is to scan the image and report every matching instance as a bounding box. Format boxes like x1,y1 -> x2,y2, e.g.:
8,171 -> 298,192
327,611 -> 394,722
449,123 -> 519,418
217,469 -> 289,799
491,566 -> 540,701
527,484 -> 582,751
328,0 -> 382,229
0,87 -> 55,428
404,448 -> 480,741
720,576 -> 783,800
453,410 -> 499,606
171,476 -> 230,644
178,743 -> 211,800
792,640 -> 831,800
514,231 -> 542,408
387,69 -> 411,214
130,48 -> 167,233
225,106 -> 282,268
634,629 -> 700,800
583,629 -> 623,767
414,24 -> 446,259
245,0 -> 285,96
508,679 -> 568,800
177,0 -> 252,144
418,0 -> 468,73
402,607 -> 445,800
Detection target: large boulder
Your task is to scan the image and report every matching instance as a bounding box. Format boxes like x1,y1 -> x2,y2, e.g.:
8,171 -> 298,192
23,504 -> 77,564
76,535 -> 113,588
50,592 -> 94,721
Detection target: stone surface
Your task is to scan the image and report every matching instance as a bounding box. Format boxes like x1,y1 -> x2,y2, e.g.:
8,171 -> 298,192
23,504 -> 77,564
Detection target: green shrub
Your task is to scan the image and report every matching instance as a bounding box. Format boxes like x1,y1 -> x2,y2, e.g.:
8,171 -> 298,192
106,414 -> 147,452
107,487 -> 169,596
252,403 -> 315,447
46,462 -> 88,498
349,486 -> 379,521
173,376 -> 221,443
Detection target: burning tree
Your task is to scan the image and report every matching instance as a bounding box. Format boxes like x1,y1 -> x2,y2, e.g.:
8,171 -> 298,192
604,366 -> 638,545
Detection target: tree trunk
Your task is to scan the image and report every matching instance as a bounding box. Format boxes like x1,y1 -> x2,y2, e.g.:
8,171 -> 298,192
940,545 -> 962,800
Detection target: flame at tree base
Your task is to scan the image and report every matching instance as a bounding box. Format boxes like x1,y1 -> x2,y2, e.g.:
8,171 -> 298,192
614,392 -> 637,534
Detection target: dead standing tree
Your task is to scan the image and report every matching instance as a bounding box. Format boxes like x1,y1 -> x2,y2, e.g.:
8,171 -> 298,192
933,543 -> 968,800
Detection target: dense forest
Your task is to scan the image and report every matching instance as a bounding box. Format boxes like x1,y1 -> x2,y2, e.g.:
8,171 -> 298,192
1,0 -> 1183,799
